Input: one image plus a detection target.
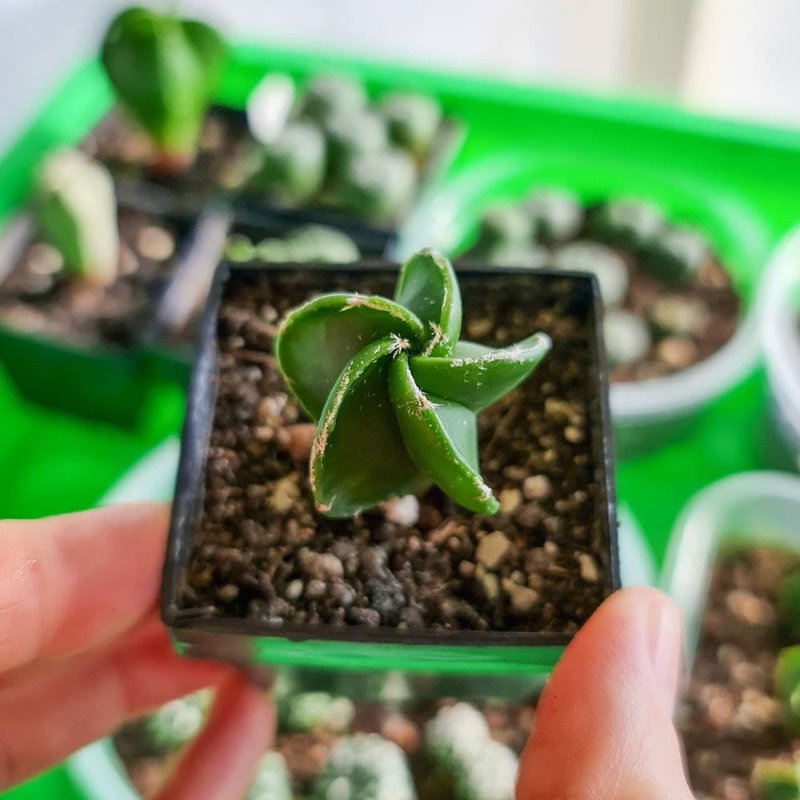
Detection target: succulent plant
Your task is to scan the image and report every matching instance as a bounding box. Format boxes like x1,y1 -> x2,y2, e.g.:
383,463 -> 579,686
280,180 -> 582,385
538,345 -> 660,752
246,73 -> 297,146
324,108 -> 389,174
524,187 -> 584,244
474,204 -> 533,253
426,703 -> 518,800
590,198 -> 664,250
752,758 -> 800,800
483,241 -> 547,270
778,572 -> 800,641
379,92 -> 443,156
775,645 -> 800,731
279,691 -> 355,733
245,752 -> 292,800
552,241 -> 628,307
336,147 -> 418,223
35,149 -> 119,285
225,226 -> 360,266
252,120 -> 327,205
300,74 -> 368,127
603,309 -> 652,368
645,225 -> 712,283
275,248 -> 550,517
144,689 -> 210,753
311,734 -> 415,800
100,7 -> 225,171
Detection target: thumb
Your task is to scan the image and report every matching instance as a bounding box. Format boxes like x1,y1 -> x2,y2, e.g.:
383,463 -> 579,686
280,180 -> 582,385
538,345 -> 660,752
516,587 -> 693,800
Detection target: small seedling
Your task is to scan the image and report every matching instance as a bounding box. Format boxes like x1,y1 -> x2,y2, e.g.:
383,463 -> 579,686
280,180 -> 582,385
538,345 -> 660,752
275,248 -> 551,517
101,6 -> 225,172
35,149 -> 119,285
246,752 -> 292,800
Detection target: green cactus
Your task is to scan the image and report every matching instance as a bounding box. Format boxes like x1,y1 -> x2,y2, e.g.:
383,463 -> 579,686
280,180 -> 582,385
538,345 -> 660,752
379,92 -> 442,156
275,248 -> 551,517
300,74 -> 368,127
311,734 -> 415,800
245,752 -> 293,800
778,571 -> 800,641
144,689 -> 210,753
100,6 -> 225,170
35,149 -> 119,285
775,645 -> 800,731
752,759 -> 800,800
279,691 -> 355,734
426,703 -> 518,800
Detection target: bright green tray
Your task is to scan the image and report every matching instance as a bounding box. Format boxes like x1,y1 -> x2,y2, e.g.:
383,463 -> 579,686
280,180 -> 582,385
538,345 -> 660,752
2,40 -> 800,798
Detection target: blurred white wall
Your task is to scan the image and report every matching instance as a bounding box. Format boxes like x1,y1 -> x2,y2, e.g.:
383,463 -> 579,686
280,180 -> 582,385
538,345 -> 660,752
0,0 -> 798,153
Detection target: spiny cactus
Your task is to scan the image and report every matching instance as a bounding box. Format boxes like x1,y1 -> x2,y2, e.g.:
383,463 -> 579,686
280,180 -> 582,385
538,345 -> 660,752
311,734 -> 416,800
752,758 -> 800,800
275,248 -> 551,517
144,689 -> 210,753
245,752 -> 293,800
101,6 -> 225,171
426,703 -> 519,800
35,149 -> 119,285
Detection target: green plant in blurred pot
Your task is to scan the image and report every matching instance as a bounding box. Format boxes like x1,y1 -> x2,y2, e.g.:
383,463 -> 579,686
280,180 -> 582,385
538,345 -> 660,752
35,149 -> 119,286
775,645 -> 800,731
311,734 -> 415,800
752,758 -> 800,800
100,6 -> 225,173
245,752 -> 293,800
275,248 -> 551,517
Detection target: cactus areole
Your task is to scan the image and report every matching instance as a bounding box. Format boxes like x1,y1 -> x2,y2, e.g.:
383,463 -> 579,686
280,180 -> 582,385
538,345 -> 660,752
100,6 -> 225,171
274,248 -> 551,518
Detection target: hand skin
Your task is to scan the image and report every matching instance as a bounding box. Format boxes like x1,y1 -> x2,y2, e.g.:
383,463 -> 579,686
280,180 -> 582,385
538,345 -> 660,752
0,503 -> 272,800
0,503 -> 693,799
516,586 -> 694,800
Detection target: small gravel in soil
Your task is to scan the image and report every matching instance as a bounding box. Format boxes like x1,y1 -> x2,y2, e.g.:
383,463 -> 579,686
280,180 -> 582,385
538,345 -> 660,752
678,547 -> 800,800
0,208 -> 181,348
178,271 -> 612,634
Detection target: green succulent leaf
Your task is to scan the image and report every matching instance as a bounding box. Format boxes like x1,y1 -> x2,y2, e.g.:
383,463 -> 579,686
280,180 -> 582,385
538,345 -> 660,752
752,759 -> 800,800
389,353 -> 498,515
275,293 -> 426,419
410,332 -> 551,412
310,339 -> 422,518
775,645 -> 800,732
394,248 -> 461,356
101,7 -> 224,160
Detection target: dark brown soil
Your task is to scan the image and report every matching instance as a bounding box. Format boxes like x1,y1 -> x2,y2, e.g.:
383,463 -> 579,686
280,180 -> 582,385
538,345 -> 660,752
678,547 -> 800,800
114,696 -> 536,799
178,270 -> 612,635
0,207 -> 185,348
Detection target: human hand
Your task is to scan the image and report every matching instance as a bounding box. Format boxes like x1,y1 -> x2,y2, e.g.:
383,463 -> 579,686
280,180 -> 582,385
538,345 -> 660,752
0,503 -> 273,799
517,586 -> 693,799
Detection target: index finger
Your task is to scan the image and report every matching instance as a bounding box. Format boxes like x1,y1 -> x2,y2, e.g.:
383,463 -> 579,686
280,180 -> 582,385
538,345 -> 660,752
0,502 -> 169,674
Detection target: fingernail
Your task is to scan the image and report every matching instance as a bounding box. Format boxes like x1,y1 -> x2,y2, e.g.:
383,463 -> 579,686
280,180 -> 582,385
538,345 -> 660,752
647,598 -> 683,709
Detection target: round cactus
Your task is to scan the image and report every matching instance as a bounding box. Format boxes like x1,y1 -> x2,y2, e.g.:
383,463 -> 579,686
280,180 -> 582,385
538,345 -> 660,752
35,149 -> 119,286
552,241 -> 628,307
311,734 -> 416,800
245,752 -> 293,800
275,248 -> 551,517
144,689 -> 210,752
379,92 -> 442,156
300,74 -> 368,127
524,187 -> 584,244
280,691 -> 355,734
590,197 -> 664,250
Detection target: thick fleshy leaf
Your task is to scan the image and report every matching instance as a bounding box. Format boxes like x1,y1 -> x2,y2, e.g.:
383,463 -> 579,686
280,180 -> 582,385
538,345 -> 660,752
275,293 -> 425,419
409,332 -> 551,412
310,338 -> 422,517
388,353 -> 498,515
394,248 -> 461,356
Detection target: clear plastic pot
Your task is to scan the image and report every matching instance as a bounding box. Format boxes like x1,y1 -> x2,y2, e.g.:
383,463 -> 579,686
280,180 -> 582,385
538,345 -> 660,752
400,153 -> 767,459
661,470 -> 800,665
759,226 -> 800,470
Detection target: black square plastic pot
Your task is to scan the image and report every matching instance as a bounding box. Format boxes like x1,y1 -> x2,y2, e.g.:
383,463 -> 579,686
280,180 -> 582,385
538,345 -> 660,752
162,261 -> 618,699
142,205 -> 395,392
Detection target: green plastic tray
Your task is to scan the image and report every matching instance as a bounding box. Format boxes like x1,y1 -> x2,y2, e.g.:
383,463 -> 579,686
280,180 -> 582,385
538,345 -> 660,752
3,40 -> 800,799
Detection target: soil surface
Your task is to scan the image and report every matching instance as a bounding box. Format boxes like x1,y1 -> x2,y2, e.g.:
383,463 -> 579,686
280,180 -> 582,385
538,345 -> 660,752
678,547 -> 800,800
0,207 -> 184,348
178,270 -> 612,635
114,696 -> 536,799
